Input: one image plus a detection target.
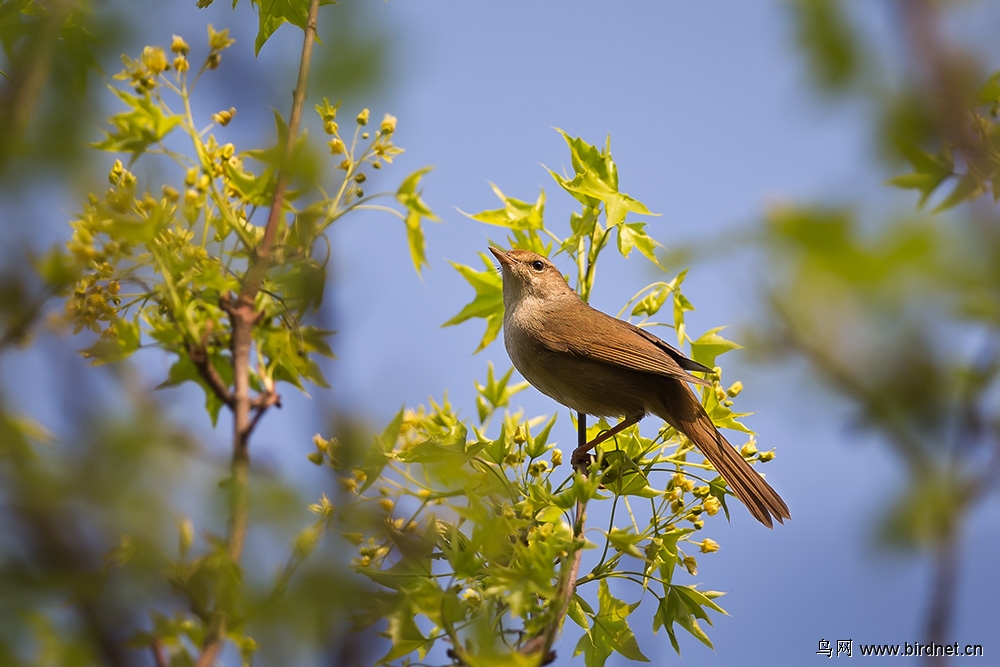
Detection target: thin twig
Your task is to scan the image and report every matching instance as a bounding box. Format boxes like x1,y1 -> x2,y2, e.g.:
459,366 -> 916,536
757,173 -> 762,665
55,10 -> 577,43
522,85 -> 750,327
151,638 -> 170,667
186,341 -> 234,407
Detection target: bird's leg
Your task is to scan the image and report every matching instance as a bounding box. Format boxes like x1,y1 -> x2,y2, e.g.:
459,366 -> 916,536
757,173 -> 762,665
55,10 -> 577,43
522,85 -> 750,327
571,415 -> 641,470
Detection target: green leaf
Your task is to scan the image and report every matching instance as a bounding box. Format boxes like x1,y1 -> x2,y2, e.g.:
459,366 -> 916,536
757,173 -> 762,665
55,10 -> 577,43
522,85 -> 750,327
475,362 -> 529,422
225,160 -> 276,208
654,585 -> 728,654
688,326 -> 741,370
616,222 -> 661,266
599,451 -> 660,498
157,354 -> 232,426
397,166 -> 439,276
460,183 -> 545,230
575,580 -> 649,666
93,88 -> 182,158
357,408 -> 403,493
606,528 -> 644,559
886,142 -> 954,208
442,255 -> 504,352
630,284 -> 670,318
524,413 -> 557,459
548,129 -> 657,228
932,172 -> 981,213
667,269 -> 692,343
251,0 -> 338,56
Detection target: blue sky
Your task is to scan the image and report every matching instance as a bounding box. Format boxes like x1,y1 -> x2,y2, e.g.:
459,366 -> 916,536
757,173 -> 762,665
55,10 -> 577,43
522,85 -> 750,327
6,1 -> 999,665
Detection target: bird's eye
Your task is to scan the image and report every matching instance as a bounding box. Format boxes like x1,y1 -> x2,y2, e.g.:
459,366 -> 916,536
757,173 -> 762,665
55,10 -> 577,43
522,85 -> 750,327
530,260 -> 545,271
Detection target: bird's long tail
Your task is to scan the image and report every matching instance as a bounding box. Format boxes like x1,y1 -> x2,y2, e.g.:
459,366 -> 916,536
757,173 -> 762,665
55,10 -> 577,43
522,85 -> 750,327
659,385 -> 790,528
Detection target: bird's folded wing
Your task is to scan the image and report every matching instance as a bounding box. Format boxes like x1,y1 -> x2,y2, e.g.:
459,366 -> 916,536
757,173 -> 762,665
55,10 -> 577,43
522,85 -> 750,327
536,308 -> 714,386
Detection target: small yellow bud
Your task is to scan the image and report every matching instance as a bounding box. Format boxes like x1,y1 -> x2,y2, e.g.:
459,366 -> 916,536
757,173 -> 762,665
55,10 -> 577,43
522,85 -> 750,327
380,113 -> 397,135
551,448 -> 563,467
682,555 -> 698,575
377,498 -> 394,513
361,132 -> 370,140
212,107 -> 235,126
354,172 -> 366,184
715,386 -> 727,402
692,485 -> 710,498
161,185 -> 179,202
704,496 -> 721,516
342,532 -> 364,546
109,159 -> 124,183
671,473 -> 694,492
740,439 -> 758,458
372,161 -> 382,169
141,46 -> 168,75
758,449 -> 775,463
307,451 -> 324,465
692,519 -> 704,530
207,25 -> 235,52
356,108 -> 370,126
173,55 -> 189,73
699,538 -> 720,553
178,517 -> 194,556
324,120 -> 339,135
171,35 -> 190,55
727,381 -> 743,397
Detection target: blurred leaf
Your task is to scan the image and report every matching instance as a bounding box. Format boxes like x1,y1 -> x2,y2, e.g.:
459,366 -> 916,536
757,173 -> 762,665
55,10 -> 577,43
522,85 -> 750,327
790,0 -> 860,92
878,471 -> 968,551
93,88 -> 182,159
932,173 -> 981,213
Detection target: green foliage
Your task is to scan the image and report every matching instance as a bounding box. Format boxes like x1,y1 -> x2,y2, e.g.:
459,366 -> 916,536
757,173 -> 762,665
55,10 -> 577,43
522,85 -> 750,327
60,29 -> 433,419
773,6 -> 1000,627
327,133 -> 776,664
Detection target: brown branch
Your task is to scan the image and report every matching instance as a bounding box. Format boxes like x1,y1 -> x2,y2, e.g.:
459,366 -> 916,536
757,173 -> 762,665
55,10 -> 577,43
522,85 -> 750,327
196,2 -> 322,666
151,638 -> 170,667
186,340 -> 234,407
924,533 -> 961,667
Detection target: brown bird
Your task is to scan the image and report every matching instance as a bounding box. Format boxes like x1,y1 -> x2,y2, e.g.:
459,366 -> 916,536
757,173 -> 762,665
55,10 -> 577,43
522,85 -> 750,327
489,246 -> 789,527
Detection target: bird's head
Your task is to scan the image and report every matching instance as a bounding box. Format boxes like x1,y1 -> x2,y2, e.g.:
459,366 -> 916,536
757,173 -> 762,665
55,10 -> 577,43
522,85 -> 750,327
488,247 -> 576,305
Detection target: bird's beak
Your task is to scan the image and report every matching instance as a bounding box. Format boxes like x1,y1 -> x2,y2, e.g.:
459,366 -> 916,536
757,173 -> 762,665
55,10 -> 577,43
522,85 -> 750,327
489,246 -> 513,267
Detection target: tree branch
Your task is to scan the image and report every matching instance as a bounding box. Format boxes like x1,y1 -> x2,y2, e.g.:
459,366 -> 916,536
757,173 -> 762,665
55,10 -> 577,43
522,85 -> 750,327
186,340 -> 234,407
196,2 -> 321,665
520,413 -> 588,664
